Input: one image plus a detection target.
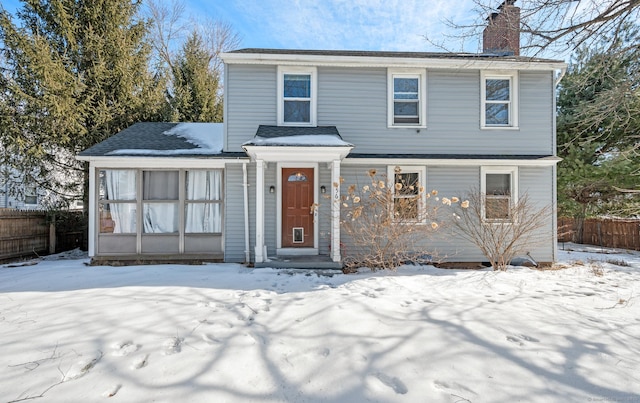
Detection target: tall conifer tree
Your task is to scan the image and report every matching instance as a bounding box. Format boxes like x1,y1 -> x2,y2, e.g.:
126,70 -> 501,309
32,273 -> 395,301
170,31 -> 222,122
0,0 -> 167,207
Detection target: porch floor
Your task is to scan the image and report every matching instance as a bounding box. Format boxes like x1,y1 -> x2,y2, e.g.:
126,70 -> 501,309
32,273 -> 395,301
255,254 -> 342,270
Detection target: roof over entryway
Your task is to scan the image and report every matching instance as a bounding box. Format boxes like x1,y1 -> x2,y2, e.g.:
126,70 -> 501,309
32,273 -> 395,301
242,125 -> 353,162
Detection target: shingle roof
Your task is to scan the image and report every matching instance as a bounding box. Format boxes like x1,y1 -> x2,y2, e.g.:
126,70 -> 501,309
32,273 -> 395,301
227,48 -> 562,64
78,122 -> 238,158
243,125 -> 353,147
255,125 -> 341,138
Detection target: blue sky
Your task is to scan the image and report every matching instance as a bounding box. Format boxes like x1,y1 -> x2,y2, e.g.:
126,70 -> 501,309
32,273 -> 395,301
2,0 -> 481,52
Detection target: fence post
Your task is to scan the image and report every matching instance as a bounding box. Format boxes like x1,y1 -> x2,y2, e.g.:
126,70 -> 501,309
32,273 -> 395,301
49,214 -> 56,254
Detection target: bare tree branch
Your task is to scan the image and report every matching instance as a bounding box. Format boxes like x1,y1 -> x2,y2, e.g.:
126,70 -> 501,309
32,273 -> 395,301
427,0 -> 640,57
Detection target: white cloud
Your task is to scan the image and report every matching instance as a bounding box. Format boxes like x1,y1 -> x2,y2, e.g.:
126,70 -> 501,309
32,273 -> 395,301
232,0 -> 479,51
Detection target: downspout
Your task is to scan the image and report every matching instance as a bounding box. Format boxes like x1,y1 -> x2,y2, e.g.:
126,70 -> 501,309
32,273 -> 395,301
242,162 -> 251,264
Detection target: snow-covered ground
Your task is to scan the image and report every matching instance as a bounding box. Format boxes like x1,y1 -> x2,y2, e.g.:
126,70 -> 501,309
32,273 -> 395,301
1,245 -> 639,402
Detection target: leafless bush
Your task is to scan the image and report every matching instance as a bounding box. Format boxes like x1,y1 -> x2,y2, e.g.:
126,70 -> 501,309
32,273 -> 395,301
451,189 -> 551,271
339,168 -> 460,271
587,260 -> 605,277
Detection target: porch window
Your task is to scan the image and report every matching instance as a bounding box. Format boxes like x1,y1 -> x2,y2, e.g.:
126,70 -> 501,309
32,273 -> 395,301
185,170 -> 223,233
143,171 -> 179,233
99,169 -> 137,233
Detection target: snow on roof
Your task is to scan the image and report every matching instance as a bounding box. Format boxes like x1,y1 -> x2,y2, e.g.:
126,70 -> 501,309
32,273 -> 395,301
164,123 -> 223,152
106,123 -> 224,156
245,134 -> 353,147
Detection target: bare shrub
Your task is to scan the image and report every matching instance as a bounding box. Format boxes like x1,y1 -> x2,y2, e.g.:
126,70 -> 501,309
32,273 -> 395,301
340,168 -> 459,271
605,258 -> 629,267
451,190 -> 551,271
587,260 -> 605,277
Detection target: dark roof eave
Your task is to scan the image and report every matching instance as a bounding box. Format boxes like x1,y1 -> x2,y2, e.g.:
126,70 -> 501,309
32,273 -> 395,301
346,154 -> 557,160
226,48 -> 563,64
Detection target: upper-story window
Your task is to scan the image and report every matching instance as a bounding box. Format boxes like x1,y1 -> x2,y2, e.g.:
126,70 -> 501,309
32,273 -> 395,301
388,69 -> 427,128
481,71 -> 519,129
277,66 -> 317,126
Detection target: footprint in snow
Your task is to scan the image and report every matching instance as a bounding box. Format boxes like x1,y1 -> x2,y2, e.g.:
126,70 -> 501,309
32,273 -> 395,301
102,384 -> 121,397
506,335 -> 524,346
131,354 -> 149,369
162,337 -> 183,355
506,334 -> 540,345
64,351 -> 103,381
433,379 -> 477,396
201,333 -> 220,344
375,373 -> 408,395
111,341 -> 139,357
319,348 -> 330,357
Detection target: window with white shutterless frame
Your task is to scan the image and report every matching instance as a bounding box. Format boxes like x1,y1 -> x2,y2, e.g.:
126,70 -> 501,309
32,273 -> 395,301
277,66 -> 317,126
481,166 -> 518,222
387,69 -> 427,128
481,71 -> 519,129
387,165 -> 427,223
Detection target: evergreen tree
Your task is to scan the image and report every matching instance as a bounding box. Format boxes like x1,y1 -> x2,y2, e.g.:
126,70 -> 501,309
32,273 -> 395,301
557,25 -> 640,219
170,31 -> 222,122
0,0 -> 167,207
146,0 -> 241,123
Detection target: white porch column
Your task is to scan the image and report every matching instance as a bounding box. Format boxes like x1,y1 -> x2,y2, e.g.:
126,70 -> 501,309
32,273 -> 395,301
330,160 -> 341,262
87,163 -> 96,257
255,159 -> 265,263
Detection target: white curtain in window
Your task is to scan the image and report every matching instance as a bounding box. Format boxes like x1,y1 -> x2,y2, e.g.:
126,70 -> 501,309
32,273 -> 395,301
143,203 -> 178,233
105,170 -> 136,233
185,170 -> 222,233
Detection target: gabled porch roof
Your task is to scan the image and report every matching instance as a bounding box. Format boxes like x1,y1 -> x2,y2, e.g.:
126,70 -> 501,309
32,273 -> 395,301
242,125 -> 353,162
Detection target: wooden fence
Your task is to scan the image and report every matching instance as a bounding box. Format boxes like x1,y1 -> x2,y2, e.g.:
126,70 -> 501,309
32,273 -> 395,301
558,217 -> 640,251
0,209 -> 49,261
0,209 -> 87,261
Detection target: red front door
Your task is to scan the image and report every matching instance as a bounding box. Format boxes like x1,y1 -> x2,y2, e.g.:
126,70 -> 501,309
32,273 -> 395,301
282,168 -> 314,248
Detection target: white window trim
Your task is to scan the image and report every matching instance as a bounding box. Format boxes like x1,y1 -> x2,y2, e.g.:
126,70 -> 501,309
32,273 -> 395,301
23,185 -> 38,206
387,69 -> 427,129
480,166 -> 519,222
387,165 -> 427,223
277,66 -> 317,126
481,71 -> 519,130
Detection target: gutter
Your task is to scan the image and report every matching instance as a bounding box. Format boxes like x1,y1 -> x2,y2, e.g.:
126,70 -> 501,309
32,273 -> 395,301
555,67 -> 567,87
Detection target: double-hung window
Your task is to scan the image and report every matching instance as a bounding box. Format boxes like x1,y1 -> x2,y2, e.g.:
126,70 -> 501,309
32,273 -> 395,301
277,66 -> 317,126
388,70 -> 427,128
24,185 -> 38,206
388,166 -> 426,222
481,72 -> 518,128
481,167 -> 518,221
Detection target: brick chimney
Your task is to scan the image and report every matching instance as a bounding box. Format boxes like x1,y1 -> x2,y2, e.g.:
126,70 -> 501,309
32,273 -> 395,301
483,0 -> 520,56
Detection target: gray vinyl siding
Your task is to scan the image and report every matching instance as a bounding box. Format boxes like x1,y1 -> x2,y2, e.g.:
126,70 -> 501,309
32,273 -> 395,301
226,65 -> 277,151
519,166 -> 555,263
224,64 -> 555,155
264,165 -> 277,256
337,164 -> 387,260
426,166 -> 486,262
318,168 -> 331,255
340,163 -> 555,263
224,164 -> 255,262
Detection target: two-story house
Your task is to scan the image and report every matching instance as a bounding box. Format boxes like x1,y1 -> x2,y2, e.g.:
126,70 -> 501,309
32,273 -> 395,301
78,2 -> 566,267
